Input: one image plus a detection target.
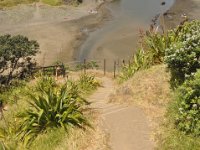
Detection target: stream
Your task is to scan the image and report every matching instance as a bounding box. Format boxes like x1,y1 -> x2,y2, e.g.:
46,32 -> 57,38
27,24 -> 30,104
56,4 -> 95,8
78,0 -> 174,64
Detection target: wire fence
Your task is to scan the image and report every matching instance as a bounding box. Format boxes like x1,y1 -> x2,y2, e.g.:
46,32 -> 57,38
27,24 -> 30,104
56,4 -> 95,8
34,58 -> 129,78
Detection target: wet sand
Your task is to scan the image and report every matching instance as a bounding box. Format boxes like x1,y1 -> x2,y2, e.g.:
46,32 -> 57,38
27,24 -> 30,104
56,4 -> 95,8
165,0 -> 200,28
0,0 -> 200,66
84,0 -> 200,65
0,0 -> 110,66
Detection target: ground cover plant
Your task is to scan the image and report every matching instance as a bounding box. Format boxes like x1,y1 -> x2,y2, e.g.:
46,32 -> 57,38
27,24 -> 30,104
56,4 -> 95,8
17,77 -> 90,146
0,73 -> 100,149
77,73 -> 100,93
0,0 -> 83,7
0,0 -> 38,8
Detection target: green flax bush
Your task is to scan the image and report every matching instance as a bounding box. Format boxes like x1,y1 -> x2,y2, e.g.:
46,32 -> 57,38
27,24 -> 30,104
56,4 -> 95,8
17,78 -> 90,146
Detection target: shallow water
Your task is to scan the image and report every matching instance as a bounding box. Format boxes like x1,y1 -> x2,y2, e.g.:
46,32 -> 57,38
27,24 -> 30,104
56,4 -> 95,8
78,0 -> 174,63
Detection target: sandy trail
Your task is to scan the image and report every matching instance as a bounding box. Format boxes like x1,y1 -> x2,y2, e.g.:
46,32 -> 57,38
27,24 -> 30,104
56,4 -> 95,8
88,77 -> 154,150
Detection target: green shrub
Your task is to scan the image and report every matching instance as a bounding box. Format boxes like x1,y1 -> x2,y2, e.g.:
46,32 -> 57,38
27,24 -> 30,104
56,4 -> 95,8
165,20 -> 200,88
77,73 -> 100,92
17,79 -> 90,146
119,28 -> 175,82
75,61 -> 99,71
174,70 -> 200,136
35,76 -> 57,92
41,0 -> 62,6
119,49 -> 149,82
0,122 -> 19,150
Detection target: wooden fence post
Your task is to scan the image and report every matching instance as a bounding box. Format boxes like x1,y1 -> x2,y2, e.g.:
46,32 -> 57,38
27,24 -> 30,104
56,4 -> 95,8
84,59 -> 86,74
104,59 -> 106,76
122,59 -> 125,66
55,66 -> 58,80
114,61 -> 116,78
61,64 -> 65,78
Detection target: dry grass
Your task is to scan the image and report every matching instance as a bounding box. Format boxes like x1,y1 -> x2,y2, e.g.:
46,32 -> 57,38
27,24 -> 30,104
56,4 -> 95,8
109,65 -> 172,140
29,110 -> 110,150
55,110 -> 110,150
0,74 -> 109,150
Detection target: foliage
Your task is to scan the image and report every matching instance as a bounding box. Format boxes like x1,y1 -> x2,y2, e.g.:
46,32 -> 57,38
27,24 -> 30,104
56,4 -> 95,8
0,34 -> 39,85
119,49 -> 149,82
173,70 -> 200,136
30,127 -> 66,150
64,0 -> 83,6
0,0 -> 83,8
35,76 -> 58,92
77,73 -> 100,92
75,61 -> 99,71
0,122 -> 19,150
17,78 -> 90,146
164,20 -> 200,88
0,83 -> 26,111
41,0 -> 62,5
0,0 -> 38,8
119,28 -> 175,82
157,127 -> 200,150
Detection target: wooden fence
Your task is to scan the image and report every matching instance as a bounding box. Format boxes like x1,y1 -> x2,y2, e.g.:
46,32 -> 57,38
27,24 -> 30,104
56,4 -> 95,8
33,59 -> 128,78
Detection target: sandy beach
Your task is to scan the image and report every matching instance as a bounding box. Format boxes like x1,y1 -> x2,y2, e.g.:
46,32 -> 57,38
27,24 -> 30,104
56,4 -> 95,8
0,0 -> 200,66
0,0 -> 110,66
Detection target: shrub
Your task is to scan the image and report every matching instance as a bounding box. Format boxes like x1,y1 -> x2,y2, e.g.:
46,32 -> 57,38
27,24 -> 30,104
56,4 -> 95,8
35,76 -> 57,92
119,49 -> 149,82
77,73 -> 100,92
119,27 -> 175,82
0,34 -> 39,85
75,61 -> 99,71
0,122 -> 19,150
174,70 -> 200,136
164,20 -> 200,88
17,79 -> 90,146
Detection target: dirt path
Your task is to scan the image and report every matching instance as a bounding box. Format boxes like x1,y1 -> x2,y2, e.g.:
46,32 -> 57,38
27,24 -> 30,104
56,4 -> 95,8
88,77 -> 155,150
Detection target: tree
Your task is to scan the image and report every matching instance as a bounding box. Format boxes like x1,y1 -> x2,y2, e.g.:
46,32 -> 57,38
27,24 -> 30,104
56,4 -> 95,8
0,34 -> 39,85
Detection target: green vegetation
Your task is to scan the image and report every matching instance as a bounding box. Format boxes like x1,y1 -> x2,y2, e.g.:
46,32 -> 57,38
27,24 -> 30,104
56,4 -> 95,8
119,20 -> 200,149
158,70 -> 200,149
174,71 -> 200,136
75,61 -> 99,71
119,27 -> 173,82
78,73 -> 100,94
0,0 -> 83,8
0,70 -> 100,149
41,0 -> 62,6
18,77 -> 90,146
158,128 -> 200,150
165,21 -> 200,88
0,0 -> 38,8
119,20 -> 200,83
0,34 -> 39,86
